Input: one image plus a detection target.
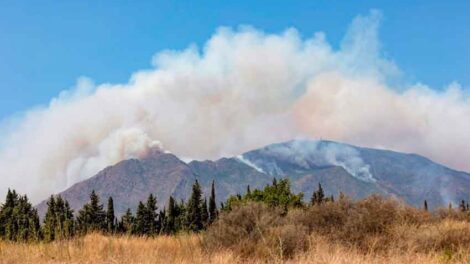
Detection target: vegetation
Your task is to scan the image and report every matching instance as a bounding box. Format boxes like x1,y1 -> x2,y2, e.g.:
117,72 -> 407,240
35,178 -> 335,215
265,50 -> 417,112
1,178 -> 470,263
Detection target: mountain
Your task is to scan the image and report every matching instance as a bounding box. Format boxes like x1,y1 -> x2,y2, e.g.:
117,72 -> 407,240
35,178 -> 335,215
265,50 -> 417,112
36,139 -> 470,217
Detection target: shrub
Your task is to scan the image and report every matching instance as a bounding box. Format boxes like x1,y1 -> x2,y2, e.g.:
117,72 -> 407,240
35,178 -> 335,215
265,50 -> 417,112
203,202 -> 308,260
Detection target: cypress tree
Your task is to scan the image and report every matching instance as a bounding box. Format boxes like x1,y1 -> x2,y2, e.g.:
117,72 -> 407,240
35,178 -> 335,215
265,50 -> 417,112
201,198 -> 209,226
186,180 -> 203,232
317,183 -> 325,203
208,181 -> 217,223
311,183 -> 325,206
106,197 -> 115,233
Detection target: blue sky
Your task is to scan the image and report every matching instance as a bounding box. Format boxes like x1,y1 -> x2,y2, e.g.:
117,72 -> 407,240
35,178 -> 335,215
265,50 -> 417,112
0,0 -> 469,119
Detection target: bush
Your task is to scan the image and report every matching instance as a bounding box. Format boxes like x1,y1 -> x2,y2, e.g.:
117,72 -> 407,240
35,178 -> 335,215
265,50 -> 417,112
203,202 -> 308,260
205,194 -> 470,260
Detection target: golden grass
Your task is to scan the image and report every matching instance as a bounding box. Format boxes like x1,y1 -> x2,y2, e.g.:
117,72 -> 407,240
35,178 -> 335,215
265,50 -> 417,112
0,230 -> 469,264
0,233 -> 238,264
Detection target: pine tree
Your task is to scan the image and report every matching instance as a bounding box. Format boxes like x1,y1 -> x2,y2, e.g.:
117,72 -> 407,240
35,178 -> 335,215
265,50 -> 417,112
106,197 -> 115,233
186,180 -> 203,232
42,195 -> 74,241
0,189 -> 19,240
0,191 -> 41,241
118,208 -> 135,234
157,209 -> 165,234
424,200 -> 428,211
145,194 -> 158,235
208,181 -> 217,223
43,195 -> 57,241
15,195 -> 41,241
76,190 -> 106,233
63,200 -> 74,238
55,196 -> 67,239
135,201 -> 147,235
165,196 -> 177,234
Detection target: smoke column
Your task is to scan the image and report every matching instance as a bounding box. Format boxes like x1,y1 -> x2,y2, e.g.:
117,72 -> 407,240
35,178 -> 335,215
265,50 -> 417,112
0,10 -> 469,202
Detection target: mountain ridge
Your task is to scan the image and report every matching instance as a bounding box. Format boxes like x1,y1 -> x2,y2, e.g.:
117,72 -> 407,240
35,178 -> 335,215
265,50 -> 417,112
36,139 -> 470,217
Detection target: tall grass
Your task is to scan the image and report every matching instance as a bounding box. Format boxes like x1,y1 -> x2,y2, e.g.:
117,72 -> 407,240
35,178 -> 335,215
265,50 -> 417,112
0,232 -> 469,264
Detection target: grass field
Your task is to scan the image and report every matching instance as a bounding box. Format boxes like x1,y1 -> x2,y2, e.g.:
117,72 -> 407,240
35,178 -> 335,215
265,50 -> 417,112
0,230 -> 469,264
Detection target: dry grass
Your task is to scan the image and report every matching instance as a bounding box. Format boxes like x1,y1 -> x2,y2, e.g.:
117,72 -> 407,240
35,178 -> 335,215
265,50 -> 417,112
0,233 -> 237,264
0,232 -> 469,264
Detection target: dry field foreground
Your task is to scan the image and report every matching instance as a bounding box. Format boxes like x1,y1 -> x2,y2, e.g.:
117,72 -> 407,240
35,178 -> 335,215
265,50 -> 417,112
0,231 -> 468,264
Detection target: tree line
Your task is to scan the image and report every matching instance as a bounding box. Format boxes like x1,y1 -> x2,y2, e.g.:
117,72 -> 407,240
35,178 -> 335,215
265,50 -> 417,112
0,180 -> 217,242
0,177 -> 467,242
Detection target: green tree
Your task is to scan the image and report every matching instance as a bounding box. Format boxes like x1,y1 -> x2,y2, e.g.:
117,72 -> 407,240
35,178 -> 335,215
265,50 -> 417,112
106,197 -> 115,233
63,200 -> 75,238
118,208 -> 135,234
134,201 -> 147,235
14,195 -> 41,241
226,178 -> 303,211
42,196 -> 57,241
0,190 -> 41,241
186,180 -> 203,232
76,190 -> 106,233
208,181 -> 217,223
164,196 -> 177,234
0,189 -> 19,239
201,198 -> 209,226
311,183 -> 325,206
146,194 -> 158,234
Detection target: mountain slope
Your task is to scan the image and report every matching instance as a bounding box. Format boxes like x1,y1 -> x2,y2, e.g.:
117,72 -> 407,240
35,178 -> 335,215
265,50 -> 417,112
240,140 -> 470,207
36,149 -> 196,217
37,139 -> 470,216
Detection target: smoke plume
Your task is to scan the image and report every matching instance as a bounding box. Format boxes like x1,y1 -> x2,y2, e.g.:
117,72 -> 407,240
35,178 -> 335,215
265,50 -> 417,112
1,10 -> 469,202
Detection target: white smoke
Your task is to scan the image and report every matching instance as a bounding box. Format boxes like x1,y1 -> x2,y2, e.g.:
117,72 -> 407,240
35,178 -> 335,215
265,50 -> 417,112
1,10 -> 469,202
249,139 -> 375,183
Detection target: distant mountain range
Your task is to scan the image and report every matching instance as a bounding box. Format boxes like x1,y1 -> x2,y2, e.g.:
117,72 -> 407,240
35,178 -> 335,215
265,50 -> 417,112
36,139 -> 470,217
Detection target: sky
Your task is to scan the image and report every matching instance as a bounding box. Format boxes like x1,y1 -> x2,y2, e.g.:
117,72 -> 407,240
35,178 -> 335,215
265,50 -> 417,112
0,1 -> 470,202
1,0 -> 469,119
